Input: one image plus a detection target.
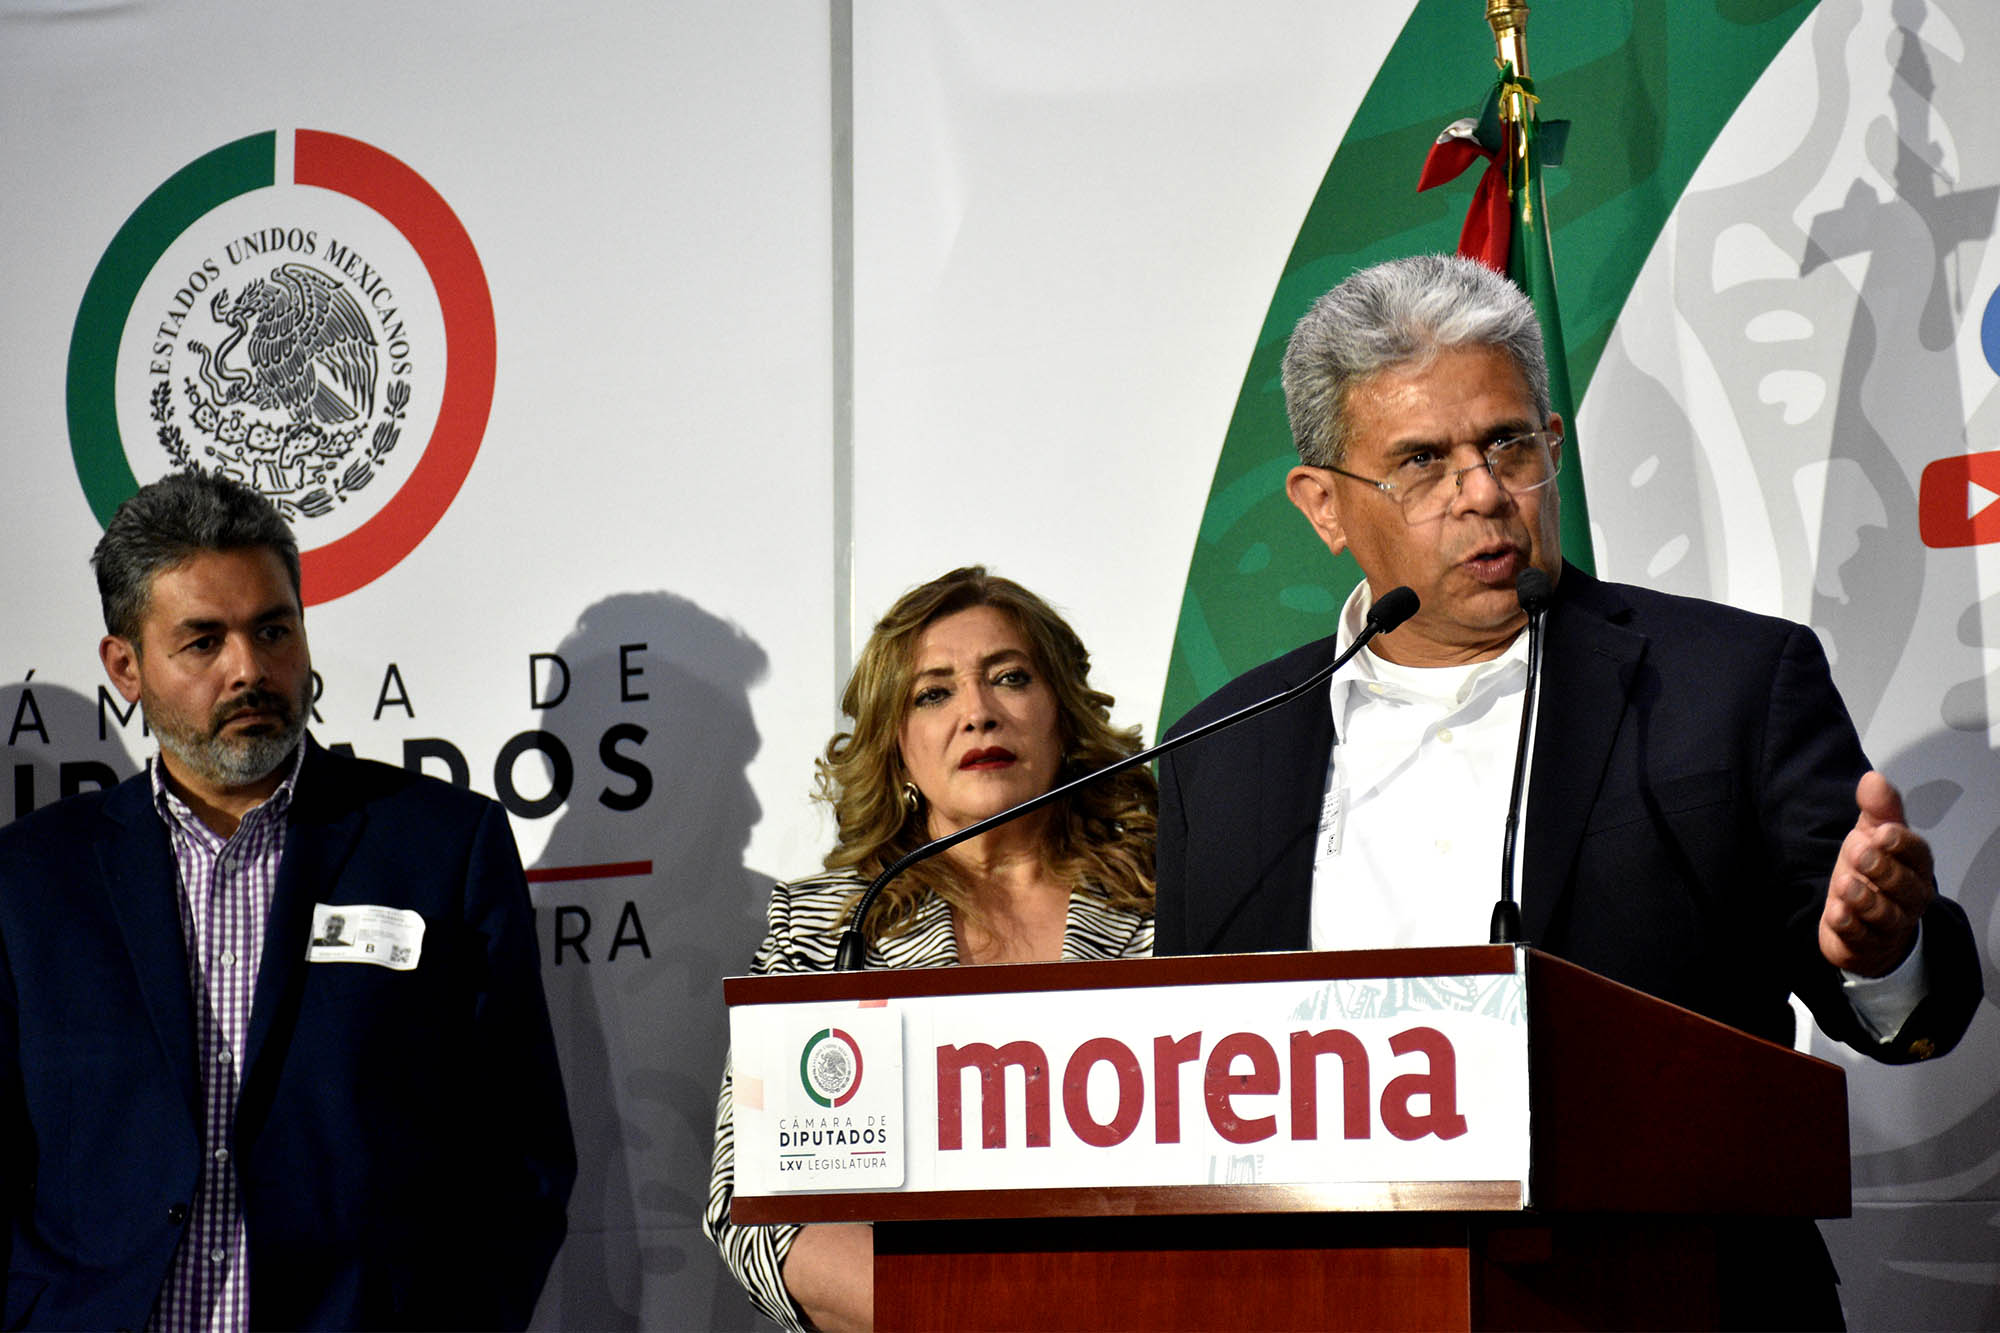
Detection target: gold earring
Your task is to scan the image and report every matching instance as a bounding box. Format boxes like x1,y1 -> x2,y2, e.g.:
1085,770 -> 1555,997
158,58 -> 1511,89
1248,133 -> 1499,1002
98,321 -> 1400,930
901,781 -> 921,813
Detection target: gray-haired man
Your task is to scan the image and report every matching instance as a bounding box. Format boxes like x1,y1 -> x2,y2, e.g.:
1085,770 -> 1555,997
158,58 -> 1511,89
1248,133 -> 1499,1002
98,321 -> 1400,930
1157,253 -> 1981,1328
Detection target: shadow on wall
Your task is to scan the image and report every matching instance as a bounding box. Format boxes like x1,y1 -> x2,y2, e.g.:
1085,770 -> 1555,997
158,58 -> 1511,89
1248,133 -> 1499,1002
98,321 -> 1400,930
525,592 -> 772,1332
1,680 -> 141,821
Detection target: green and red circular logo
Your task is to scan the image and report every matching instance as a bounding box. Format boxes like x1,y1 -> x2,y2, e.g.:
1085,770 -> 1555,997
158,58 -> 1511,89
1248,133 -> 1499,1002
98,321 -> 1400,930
66,130 -> 495,605
798,1027 -> 864,1108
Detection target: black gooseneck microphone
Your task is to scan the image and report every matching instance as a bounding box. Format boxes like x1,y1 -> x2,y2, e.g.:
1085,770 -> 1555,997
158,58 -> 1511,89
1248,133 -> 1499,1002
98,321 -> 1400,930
832,585 -> 1422,970
1490,566 -> 1553,945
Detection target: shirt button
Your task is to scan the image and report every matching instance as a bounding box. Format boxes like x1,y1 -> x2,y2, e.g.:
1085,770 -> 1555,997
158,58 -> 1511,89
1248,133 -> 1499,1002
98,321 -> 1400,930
209,1247 -> 226,1264
1436,727 -> 1454,743
214,1147 -> 230,1164
217,1050 -> 232,1065
220,950 -> 236,966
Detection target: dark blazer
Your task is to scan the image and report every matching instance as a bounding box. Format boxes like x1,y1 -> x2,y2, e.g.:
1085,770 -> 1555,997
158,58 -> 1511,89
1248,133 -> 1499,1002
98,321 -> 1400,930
1157,565 -> 1982,1063
0,740 -> 576,1332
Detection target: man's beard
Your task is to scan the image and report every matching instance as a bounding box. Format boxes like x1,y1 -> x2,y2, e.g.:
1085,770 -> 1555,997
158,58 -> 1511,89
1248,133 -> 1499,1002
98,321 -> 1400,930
145,682 -> 310,789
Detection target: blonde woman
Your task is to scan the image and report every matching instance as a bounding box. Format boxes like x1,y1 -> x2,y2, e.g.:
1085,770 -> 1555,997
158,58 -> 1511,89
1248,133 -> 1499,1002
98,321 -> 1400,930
704,567 -> 1155,1331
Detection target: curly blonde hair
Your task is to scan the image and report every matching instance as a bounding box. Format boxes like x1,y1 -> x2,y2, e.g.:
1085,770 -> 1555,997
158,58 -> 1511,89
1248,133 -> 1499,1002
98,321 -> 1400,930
818,566 -> 1156,942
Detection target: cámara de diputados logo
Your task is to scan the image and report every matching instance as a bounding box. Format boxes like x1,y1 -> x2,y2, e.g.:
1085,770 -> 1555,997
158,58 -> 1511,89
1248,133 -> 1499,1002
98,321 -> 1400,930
761,1008 -> 902,1192
67,130 -> 496,604
799,1027 -> 864,1109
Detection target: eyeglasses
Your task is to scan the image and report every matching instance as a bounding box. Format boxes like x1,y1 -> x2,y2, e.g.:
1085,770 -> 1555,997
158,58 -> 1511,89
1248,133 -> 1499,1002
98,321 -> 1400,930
1322,430 -> 1562,525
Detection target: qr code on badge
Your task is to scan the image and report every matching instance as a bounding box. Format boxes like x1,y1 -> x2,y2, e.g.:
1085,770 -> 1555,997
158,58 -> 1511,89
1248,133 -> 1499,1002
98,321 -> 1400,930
389,945 -> 410,964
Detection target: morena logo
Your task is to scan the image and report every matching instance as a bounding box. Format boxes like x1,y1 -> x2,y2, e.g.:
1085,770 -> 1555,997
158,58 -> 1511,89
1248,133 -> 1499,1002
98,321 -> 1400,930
799,1027 -> 864,1108
66,130 -> 496,605
936,1024 -> 1469,1151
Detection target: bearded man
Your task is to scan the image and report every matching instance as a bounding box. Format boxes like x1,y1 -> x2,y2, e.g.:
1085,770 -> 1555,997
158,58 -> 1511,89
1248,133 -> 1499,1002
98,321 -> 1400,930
0,471 -> 574,1331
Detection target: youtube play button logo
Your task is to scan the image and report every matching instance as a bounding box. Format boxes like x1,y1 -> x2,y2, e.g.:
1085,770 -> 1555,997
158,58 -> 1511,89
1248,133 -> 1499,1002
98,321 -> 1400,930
1919,450 -> 2000,548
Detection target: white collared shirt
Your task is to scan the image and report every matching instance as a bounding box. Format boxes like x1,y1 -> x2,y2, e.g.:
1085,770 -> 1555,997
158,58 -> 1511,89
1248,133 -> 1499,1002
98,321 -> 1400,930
1309,583 -> 1535,952
1306,582 -> 1925,1040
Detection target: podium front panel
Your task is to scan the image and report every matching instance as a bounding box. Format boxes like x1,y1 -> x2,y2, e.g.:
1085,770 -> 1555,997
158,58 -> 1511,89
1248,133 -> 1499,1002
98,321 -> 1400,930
728,946 -> 1532,1223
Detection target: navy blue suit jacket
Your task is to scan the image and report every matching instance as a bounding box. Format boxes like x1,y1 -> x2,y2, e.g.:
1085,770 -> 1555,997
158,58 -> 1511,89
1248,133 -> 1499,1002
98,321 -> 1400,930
1157,566 -> 1981,1062
0,740 -> 576,1331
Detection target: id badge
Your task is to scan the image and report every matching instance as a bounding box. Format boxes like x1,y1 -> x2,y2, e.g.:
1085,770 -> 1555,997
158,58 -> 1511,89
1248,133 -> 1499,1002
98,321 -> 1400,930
306,903 -> 425,970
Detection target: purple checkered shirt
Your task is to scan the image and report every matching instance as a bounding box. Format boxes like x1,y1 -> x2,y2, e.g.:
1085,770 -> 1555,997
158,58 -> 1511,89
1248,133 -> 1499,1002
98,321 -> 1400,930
147,743 -> 304,1333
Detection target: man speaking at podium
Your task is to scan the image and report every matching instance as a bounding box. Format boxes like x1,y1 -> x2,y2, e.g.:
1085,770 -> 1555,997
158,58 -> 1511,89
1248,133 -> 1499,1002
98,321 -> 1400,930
1155,254 -> 1981,1328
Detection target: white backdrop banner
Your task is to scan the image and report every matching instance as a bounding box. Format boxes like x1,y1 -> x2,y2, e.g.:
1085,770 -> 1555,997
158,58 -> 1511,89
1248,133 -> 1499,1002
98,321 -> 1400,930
3,1 -> 1993,1329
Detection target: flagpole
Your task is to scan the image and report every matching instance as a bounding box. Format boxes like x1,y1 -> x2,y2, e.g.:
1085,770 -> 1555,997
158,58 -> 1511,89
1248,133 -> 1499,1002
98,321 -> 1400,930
1483,0 -> 1596,569
1486,1 -> 1540,237
1486,1 -> 1531,82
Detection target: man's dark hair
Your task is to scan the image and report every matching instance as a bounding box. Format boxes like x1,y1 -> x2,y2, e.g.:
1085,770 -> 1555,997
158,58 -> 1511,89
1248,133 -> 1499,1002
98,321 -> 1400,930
91,471 -> 303,642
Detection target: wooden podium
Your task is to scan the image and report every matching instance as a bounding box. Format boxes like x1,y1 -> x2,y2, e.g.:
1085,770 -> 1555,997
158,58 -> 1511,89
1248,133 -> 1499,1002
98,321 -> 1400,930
726,946 -> 1847,1330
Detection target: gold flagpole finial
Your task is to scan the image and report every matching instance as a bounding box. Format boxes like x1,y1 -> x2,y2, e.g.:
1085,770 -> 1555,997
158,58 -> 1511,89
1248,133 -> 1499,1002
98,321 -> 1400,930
1485,0 -> 1536,213
1486,1 -> 1531,80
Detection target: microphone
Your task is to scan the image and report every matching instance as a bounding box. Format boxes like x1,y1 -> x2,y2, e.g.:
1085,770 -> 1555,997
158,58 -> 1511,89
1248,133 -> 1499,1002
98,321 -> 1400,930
1364,585 -> 1421,637
833,585 -> 1422,969
1490,567 -> 1553,945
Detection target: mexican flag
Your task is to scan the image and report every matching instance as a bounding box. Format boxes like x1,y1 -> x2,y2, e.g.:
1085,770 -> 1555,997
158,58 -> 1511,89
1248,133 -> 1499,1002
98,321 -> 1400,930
1417,63 -> 1593,573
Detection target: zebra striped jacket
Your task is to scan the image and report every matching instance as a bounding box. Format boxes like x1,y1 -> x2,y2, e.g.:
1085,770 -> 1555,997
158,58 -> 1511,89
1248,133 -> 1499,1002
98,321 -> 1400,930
703,869 -> 1154,1328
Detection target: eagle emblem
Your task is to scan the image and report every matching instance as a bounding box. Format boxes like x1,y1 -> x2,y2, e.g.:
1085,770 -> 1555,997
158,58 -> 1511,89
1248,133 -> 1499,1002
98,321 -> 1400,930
162,260 -> 410,520
197,263 -> 379,424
